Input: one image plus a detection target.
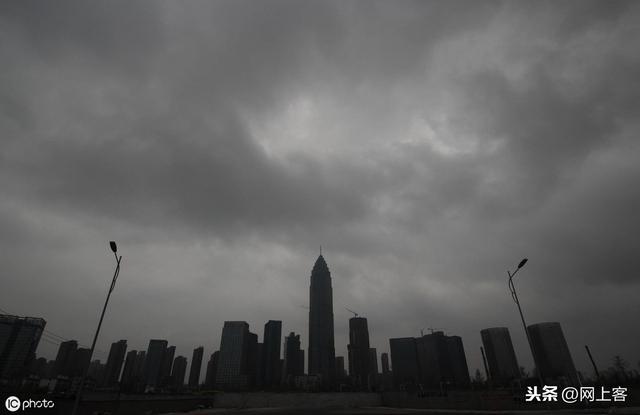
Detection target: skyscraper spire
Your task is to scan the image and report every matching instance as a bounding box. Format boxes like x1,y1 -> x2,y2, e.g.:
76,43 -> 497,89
308,252 -> 336,388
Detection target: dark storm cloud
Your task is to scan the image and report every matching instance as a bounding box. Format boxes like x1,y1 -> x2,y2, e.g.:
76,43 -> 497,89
1,0 -> 639,375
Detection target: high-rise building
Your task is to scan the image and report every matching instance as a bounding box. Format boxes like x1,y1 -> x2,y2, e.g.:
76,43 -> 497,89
189,346 -> 204,388
415,331 -> 470,388
216,321 -> 252,390
144,339 -> 168,388
527,322 -> 578,385
347,317 -> 370,390
308,254 -> 336,387
369,348 -> 379,375
102,339 -> 127,387
480,327 -> 520,385
161,345 -> 176,385
0,315 -> 46,380
389,337 -> 419,387
381,352 -> 390,375
247,333 -> 260,387
445,335 -> 470,387
72,348 -> 91,378
263,320 -> 282,387
120,350 -> 138,391
204,351 -> 219,388
53,340 -> 78,378
88,359 -> 105,384
335,356 -> 346,380
171,356 -> 188,388
283,332 -> 304,386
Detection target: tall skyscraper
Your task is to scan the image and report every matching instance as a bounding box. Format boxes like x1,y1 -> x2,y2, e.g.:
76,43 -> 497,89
160,345 -> 176,385
481,327 -> 520,385
415,331 -> 470,388
188,346 -> 204,388
308,254 -> 336,387
263,320 -> 282,387
369,348 -> 379,375
53,340 -> 78,378
204,351 -> 219,388
216,321 -> 252,390
527,322 -> 578,385
335,356 -> 346,380
381,352 -> 390,375
120,350 -> 138,391
0,314 -> 46,380
144,339 -> 168,388
389,337 -> 419,387
102,339 -> 127,387
282,331 -> 304,386
171,356 -> 188,388
347,316 -> 371,390
72,348 -> 91,378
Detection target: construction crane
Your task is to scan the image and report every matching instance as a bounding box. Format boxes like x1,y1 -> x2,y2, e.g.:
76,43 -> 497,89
345,307 -> 359,318
421,327 -> 446,336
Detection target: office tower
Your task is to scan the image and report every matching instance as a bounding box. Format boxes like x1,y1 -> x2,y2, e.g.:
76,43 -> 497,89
88,359 -> 105,384
53,340 -> 78,377
0,315 -> 46,380
120,350 -> 138,391
308,254 -> 336,387
481,327 -> 520,385
189,346 -> 204,388
30,357 -> 48,378
527,322 -> 578,385
161,345 -> 176,385
415,331 -> 470,388
335,356 -> 346,380
347,317 -> 370,390
102,339 -> 127,387
144,339 -> 168,388
171,356 -> 188,388
204,351 -> 219,388
246,332 -> 260,387
263,320 -> 282,387
72,348 -> 91,377
381,352 -> 390,375
216,321 -> 252,390
369,349 -> 379,375
446,335 -> 471,387
283,332 -> 304,386
389,337 -> 419,387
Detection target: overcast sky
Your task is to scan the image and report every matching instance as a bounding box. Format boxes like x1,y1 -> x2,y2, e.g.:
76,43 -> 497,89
1,0 -> 639,381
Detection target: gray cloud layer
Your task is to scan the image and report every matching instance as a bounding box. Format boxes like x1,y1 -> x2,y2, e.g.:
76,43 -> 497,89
1,0 -> 639,378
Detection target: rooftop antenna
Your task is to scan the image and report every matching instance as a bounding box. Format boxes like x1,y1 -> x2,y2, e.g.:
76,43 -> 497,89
320,245 -> 322,255
345,307 -> 359,318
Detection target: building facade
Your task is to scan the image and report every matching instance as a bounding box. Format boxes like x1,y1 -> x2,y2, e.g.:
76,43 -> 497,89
0,314 -> 46,380
347,316 -> 371,390
480,327 -> 520,385
102,339 -> 127,387
189,346 -> 204,388
308,254 -> 336,387
527,322 -> 578,385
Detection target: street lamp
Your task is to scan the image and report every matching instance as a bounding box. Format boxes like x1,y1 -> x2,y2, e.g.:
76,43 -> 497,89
507,258 -> 544,388
71,242 -> 123,415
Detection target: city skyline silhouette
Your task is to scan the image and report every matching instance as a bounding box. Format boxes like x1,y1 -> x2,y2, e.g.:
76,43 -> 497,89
1,1 -> 639,411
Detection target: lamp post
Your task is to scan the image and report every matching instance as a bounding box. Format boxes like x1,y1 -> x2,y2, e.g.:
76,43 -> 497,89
71,242 -> 122,415
507,258 -> 544,388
